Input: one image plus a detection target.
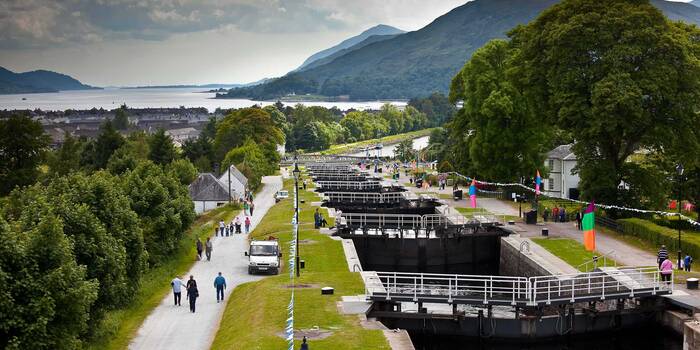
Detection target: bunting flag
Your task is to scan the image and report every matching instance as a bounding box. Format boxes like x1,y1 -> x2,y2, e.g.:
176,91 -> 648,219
469,179 -> 477,208
285,183 -> 299,350
582,202 -> 596,251
535,170 -> 542,196
445,171 -> 700,229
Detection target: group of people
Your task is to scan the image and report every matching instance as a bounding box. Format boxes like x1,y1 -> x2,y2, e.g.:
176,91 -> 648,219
657,245 -> 693,283
170,272 -> 228,313
195,237 -> 214,261
215,216 -> 251,237
314,208 -> 328,229
543,206 -> 568,223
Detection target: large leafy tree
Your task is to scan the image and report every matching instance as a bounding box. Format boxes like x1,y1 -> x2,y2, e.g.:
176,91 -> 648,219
0,115 -> 49,195
223,139 -> 270,190
88,120 -> 125,170
449,39 -> 550,182
510,0 -> 700,204
47,132 -> 84,176
0,215 -> 98,349
148,129 -> 177,166
214,108 -> 284,161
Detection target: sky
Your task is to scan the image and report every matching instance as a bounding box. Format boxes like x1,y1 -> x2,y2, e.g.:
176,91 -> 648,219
0,0 -> 471,87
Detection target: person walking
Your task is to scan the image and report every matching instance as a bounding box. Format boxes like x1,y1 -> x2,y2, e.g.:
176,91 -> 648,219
186,275 -> 199,313
214,272 -> 227,303
684,254 -> 693,272
218,220 -> 225,235
660,258 -> 674,285
575,211 -> 582,230
250,201 -> 255,216
170,276 -> 185,306
224,225 -> 229,237
215,226 -> 219,237
205,237 -> 213,261
229,221 -> 235,236
196,238 -> 203,260
314,209 -> 321,229
243,201 -> 249,215
559,207 -> 566,222
658,245 -> 669,269
552,206 -> 560,222
300,336 -> 309,350
245,216 -> 251,234
235,216 -> 242,234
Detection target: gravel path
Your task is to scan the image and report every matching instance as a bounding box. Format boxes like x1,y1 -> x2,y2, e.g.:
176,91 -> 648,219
129,175 -> 283,350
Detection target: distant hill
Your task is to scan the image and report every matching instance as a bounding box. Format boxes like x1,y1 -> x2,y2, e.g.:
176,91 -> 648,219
295,24 -> 405,71
221,0 -> 700,101
0,67 -> 98,94
690,0 -> 700,7
299,33 -> 403,72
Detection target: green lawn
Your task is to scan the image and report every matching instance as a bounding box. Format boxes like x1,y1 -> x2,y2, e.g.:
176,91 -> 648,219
319,128 -> 435,155
531,237 -> 617,272
211,179 -> 389,350
88,203 -> 241,350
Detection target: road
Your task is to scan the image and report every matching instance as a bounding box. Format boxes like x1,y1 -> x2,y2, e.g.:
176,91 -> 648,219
129,175 -> 283,350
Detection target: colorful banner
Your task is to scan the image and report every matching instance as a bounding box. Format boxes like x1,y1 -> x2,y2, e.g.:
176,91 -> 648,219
286,183 -> 299,350
582,202 -> 596,251
535,170 -> 542,196
469,179 -> 477,208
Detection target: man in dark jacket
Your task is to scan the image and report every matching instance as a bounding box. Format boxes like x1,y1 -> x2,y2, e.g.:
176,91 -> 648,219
196,238 -> 203,260
214,272 -> 227,303
186,275 -> 199,313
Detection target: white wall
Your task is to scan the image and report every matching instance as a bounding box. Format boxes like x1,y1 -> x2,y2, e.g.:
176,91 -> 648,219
194,200 -> 227,215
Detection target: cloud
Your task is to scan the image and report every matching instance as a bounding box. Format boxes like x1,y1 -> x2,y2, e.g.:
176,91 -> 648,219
0,0 -> 353,49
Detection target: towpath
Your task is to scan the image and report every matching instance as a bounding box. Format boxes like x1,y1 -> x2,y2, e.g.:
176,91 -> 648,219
129,175 -> 283,350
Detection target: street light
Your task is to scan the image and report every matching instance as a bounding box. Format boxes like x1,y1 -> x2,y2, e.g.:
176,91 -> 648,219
676,163 -> 684,270
292,156 -> 301,277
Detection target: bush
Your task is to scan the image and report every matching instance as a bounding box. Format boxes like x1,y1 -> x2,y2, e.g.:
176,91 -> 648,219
618,218 -> 700,259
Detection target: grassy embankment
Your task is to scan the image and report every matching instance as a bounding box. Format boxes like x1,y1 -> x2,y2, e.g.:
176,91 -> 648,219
531,237 -> 617,272
319,128 -> 435,155
211,179 -> 389,349
88,203 -> 241,350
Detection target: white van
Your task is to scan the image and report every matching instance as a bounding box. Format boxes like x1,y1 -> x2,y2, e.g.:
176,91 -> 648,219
245,240 -> 281,274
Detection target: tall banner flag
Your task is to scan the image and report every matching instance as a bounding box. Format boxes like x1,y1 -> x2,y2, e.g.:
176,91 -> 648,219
535,170 -> 542,196
582,202 -> 596,251
469,179 -> 477,208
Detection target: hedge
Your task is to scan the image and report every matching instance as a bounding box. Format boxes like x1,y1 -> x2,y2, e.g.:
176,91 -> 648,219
617,218 -> 700,259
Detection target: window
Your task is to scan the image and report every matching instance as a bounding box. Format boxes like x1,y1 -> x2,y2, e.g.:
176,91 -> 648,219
548,178 -> 554,190
548,159 -> 555,170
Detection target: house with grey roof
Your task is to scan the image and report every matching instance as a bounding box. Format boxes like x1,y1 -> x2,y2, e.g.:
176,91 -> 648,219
218,165 -> 248,202
543,144 -> 580,199
189,173 -> 232,214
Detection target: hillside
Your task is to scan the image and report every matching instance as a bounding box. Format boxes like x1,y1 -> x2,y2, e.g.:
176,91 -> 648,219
299,33 -> 402,72
295,24 -> 405,71
0,67 -> 98,94
221,0 -> 700,101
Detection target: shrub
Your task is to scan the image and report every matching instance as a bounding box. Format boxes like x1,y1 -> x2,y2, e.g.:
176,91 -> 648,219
617,218 -> 700,259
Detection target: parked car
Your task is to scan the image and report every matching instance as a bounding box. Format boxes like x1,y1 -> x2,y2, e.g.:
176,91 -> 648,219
274,190 -> 289,202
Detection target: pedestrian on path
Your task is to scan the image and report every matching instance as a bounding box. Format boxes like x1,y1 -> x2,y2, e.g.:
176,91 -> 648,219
575,211 -> 582,230
235,216 -> 242,234
196,238 -> 203,260
224,225 -> 229,237
300,336 -> 309,350
214,272 -> 227,303
215,226 -> 219,237
186,275 -> 199,313
219,220 -> 225,234
243,201 -> 249,215
250,201 -> 255,216
205,237 -> 213,261
245,216 -> 251,233
684,254 -> 693,272
559,207 -> 566,222
552,206 -> 560,222
660,258 -> 674,284
171,276 -> 185,306
229,221 -> 234,236
314,209 -> 321,229
658,245 -> 669,269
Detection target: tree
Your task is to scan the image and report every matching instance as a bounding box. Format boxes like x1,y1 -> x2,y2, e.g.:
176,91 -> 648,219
47,132 -> 84,176
0,115 -> 49,195
510,0 -> 700,204
222,139 -> 269,190
394,139 -> 415,162
113,105 -> 130,130
89,120 -> 125,170
409,92 -> 457,126
449,39 -> 550,182
182,134 -> 215,172
0,215 -> 98,349
214,108 -> 284,160
148,129 -> 177,166
167,158 -> 198,185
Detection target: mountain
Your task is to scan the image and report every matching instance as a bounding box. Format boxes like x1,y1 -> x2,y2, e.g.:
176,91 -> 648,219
295,24 -> 405,71
221,0 -> 700,101
299,33 -> 403,72
690,0 -> 700,7
0,67 -> 98,94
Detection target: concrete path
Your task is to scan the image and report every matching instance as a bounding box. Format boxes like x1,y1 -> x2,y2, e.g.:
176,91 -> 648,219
129,175 -> 283,350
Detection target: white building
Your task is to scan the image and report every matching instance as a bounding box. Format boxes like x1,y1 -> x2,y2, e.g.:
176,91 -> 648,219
543,144 -> 580,199
218,165 -> 248,201
165,127 -> 200,148
188,173 -> 232,214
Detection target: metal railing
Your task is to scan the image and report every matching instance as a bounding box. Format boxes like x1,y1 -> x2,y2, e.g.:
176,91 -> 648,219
324,191 -> 405,204
343,213 -> 423,229
363,267 -> 672,307
316,180 -> 383,191
312,175 -> 372,182
576,250 -> 617,272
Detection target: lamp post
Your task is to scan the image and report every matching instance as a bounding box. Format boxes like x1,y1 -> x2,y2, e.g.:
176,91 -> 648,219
293,155 -> 301,277
676,163 -> 684,270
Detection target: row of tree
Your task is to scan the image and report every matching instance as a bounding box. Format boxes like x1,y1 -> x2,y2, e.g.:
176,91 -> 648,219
0,115 -> 197,348
431,0 -> 700,213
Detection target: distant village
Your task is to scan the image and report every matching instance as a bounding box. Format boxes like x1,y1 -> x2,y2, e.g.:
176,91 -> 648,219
0,106 -> 225,148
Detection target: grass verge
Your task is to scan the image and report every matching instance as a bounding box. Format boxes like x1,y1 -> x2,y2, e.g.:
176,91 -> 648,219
211,179 -> 389,350
319,128 -> 435,155
88,203 -> 241,350
531,237 -> 617,272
